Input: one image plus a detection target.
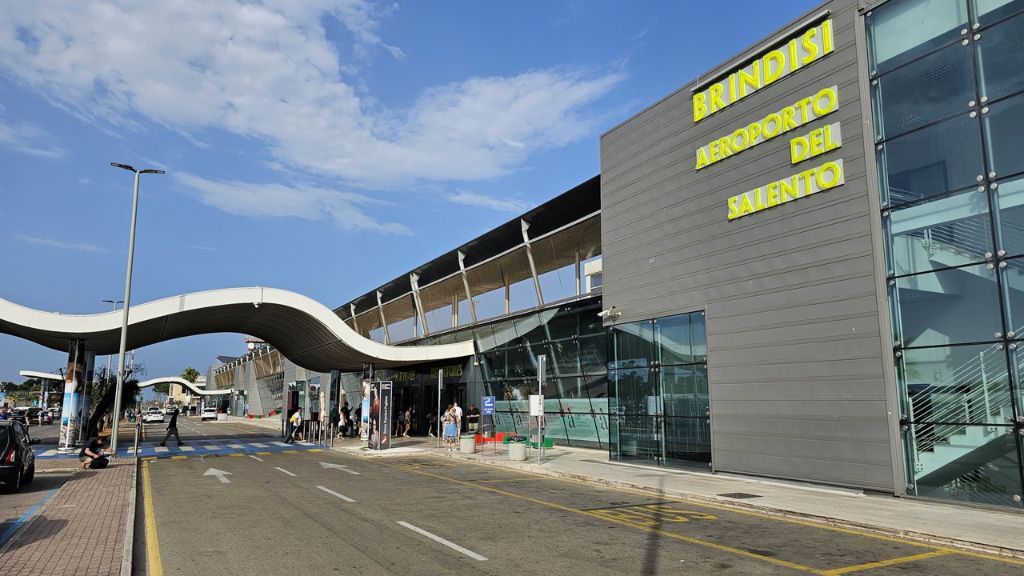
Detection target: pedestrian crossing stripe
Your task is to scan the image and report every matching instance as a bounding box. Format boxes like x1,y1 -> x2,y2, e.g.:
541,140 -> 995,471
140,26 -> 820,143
33,438 -> 326,460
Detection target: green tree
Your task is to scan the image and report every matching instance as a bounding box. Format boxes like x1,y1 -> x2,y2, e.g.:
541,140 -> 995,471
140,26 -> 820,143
181,366 -> 200,383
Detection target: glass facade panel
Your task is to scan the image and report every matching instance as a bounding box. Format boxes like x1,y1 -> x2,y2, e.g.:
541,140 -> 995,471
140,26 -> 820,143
656,314 -> 691,366
610,321 -> 654,369
995,177 -> 1024,257
609,311 -> 709,468
906,424 -> 1021,507
885,190 -> 993,277
868,0 -> 967,73
984,92 -> 1024,178
878,113 -> 985,206
899,344 -> 1012,425
873,41 -> 974,139
871,0 -> 1024,508
892,265 -> 1003,347
973,0 -> 1024,26
976,13 -> 1024,102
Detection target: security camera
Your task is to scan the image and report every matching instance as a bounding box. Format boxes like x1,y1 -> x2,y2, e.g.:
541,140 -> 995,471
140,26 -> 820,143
597,306 -> 619,319
253,302 -> 261,308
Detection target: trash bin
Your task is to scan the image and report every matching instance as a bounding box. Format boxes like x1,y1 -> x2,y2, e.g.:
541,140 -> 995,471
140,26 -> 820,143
508,436 -> 527,461
460,435 -> 476,454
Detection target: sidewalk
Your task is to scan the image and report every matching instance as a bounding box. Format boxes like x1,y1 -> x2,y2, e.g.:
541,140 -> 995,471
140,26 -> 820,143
0,426 -> 136,576
336,436 -> 1024,559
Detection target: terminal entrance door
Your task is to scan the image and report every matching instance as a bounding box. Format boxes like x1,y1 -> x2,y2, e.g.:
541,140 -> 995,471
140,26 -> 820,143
609,312 -> 710,469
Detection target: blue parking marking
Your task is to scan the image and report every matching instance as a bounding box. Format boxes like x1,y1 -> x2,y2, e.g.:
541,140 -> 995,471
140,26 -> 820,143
34,440 -> 321,460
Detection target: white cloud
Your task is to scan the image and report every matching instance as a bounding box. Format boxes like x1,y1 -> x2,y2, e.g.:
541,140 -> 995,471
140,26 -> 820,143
0,1 -> 622,190
176,173 -> 411,235
448,190 -> 531,213
13,233 -> 106,252
0,118 -> 66,158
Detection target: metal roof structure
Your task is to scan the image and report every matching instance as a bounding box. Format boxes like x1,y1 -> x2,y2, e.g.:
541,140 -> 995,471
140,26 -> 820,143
336,175 -> 601,342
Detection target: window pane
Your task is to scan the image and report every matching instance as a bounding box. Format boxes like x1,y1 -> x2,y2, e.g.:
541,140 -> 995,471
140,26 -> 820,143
906,424 -> 1020,507
899,343 -> 1011,425
661,365 -> 709,418
879,113 -> 984,205
977,13 -> 1024,102
610,321 -> 654,369
994,176 -> 1024,257
984,92 -> 1024,178
999,257 -> 1024,333
892,264 -> 1003,347
691,312 -> 707,363
547,340 -> 582,376
973,0 -> 1024,26
579,334 -> 607,376
886,189 -> 993,277
874,41 -> 974,139
656,314 -> 691,366
868,0 -> 968,73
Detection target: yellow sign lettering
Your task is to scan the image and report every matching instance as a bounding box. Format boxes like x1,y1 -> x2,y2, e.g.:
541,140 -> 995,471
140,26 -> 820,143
727,159 -> 846,220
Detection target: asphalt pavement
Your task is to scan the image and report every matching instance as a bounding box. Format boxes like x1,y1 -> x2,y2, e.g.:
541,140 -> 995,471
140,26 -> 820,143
134,420 -> 1024,576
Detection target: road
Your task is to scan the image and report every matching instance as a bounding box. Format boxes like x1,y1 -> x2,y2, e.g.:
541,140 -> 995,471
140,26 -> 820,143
131,419 -> 1024,576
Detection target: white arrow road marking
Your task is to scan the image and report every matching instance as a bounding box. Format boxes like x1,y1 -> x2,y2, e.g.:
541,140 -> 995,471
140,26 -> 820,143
397,521 -> 487,561
319,462 -> 360,475
316,485 -> 355,502
248,455 -> 264,462
204,468 -> 232,484
275,467 -> 296,477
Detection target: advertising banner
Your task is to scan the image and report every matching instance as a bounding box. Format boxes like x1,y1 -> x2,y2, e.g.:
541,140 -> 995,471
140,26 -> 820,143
60,339 -> 85,450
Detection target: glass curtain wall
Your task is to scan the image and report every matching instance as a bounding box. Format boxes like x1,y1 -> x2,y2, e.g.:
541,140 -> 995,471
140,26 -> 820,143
608,311 -> 709,469
869,0 -> 1024,507
476,299 -> 610,448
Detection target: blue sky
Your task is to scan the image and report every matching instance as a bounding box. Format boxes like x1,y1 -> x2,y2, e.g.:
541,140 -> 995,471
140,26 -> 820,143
0,0 -> 817,383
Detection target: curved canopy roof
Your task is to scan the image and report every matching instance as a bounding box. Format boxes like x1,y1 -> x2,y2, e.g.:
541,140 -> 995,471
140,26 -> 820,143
0,287 -> 474,372
136,377 -> 229,396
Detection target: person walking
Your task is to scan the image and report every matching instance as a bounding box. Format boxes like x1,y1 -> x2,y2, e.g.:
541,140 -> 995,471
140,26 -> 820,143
340,402 -> 351,437
286,408 -> 303,443
328,403 -> 340,438
402,406 -> 412,437
159,407 -> 185,448
453,401 -> 463,439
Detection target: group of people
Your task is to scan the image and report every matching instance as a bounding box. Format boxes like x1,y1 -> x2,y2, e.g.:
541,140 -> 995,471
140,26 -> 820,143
439,401 -> 481,451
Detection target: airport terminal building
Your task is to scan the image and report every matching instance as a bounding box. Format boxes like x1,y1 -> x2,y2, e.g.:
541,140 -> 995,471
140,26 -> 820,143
213,0 -> 1024,509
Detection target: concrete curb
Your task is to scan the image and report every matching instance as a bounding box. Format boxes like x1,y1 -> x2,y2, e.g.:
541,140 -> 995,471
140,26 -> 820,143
120,458 -> 138,576
435,450 -> 1024,561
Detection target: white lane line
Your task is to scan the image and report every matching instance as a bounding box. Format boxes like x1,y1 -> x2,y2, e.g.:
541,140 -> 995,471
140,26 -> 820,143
316,485 -> 355,502
397,521 -> 487,561
204,444 -> 219,451
275,467 -> 296,477
248,455 -> 264,462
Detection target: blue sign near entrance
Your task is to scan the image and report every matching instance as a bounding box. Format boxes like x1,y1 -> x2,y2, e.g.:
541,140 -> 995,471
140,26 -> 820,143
481,396 -> 495,415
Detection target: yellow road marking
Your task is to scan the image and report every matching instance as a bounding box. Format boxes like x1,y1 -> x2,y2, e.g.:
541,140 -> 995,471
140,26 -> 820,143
408,456 -> 1024,570
821,549 -> 956,575
141,461 -> 164,576
397,464 -> 825,574
256,451 -> 271,455
170,455 -> 187,460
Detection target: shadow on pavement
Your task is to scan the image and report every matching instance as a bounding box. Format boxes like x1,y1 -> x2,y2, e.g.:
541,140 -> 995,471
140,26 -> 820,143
0,516 -> 70,553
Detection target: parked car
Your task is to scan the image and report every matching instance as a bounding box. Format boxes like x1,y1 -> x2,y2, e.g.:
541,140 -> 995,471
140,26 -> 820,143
0,420 -> 38,492
142,408 -> 164,424
201,407 -> 218,421
26,407 -> 44,425
11,408 -> 29,426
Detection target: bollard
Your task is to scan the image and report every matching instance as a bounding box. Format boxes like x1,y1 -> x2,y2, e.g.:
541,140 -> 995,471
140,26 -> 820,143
133,421 -> 141,459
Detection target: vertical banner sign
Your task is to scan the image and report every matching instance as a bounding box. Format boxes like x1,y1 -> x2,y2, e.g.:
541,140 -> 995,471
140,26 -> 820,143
378,381 -> 393,450
369,382 -> 380,447
60,339 -> 86,450
481,396 -> 495,415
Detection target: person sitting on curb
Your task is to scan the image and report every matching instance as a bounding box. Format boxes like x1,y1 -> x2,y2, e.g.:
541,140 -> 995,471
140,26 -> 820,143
79,435 -> 109,469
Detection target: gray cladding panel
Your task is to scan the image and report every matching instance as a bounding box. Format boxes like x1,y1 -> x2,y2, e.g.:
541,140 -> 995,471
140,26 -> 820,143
600,0 -> 894,490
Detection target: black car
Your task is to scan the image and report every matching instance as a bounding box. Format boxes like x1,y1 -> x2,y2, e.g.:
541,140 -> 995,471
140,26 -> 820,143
0,420 -> 38,492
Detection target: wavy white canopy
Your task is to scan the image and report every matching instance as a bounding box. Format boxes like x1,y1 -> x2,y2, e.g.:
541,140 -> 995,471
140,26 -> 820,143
136,377 -> 230,396
0,287 -> 474,372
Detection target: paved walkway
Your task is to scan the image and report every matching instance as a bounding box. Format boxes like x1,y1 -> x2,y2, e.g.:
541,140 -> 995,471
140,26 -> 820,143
0,459 -> 134,576
336,437 -> 1024,559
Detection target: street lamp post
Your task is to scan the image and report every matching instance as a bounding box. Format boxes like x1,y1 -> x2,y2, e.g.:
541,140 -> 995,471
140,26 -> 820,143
109,163 -> 164,456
